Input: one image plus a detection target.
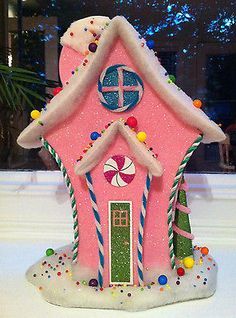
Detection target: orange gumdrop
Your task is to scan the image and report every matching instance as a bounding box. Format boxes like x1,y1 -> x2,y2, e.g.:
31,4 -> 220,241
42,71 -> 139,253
193,99 -> 203,108
201,247 -> 209,255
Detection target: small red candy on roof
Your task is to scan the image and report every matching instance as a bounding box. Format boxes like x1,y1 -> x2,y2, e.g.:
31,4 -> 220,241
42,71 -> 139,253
126,116 -> 138,128
53,87 -> 63,96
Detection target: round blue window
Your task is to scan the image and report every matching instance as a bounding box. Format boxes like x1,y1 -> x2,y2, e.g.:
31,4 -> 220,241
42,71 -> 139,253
98,64 -> 144,112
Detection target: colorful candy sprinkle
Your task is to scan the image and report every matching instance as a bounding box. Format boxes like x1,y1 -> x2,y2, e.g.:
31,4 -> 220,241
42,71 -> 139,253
126,116 -> 138,128
183,257 -> 195,269
177,267 -> 185,276
201,247 -> 209,255
53,87 -> 63,96
137,131 -> 147,142
46,248 -> 54,256
30,110 -> 40,120
158,275 -> 168,285
193,99 -> 202,108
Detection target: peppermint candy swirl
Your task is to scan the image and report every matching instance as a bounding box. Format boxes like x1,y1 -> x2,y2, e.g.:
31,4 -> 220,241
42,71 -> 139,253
104,155 -> 135,187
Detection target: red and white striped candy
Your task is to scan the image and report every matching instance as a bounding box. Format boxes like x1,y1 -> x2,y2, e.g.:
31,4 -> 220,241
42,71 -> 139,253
104,155 -> 135,187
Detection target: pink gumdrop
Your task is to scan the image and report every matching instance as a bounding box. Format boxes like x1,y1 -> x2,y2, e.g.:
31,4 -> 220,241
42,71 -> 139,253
59,46 -> 84,85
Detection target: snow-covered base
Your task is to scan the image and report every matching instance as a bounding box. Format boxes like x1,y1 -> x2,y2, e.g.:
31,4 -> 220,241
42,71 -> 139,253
26,245 -> 217,311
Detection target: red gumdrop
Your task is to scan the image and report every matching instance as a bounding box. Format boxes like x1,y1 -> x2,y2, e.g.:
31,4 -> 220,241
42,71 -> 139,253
177,267 -> 185,276
126,116 -> 138,128
53,87 -> 63,96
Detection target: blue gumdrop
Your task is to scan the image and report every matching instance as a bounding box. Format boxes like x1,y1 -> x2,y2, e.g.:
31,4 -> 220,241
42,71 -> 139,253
90,131 -> 101,141
158,274 -> 168,285
146,39 -> 155,49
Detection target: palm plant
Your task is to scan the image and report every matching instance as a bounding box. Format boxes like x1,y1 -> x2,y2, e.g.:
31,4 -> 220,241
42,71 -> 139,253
0,63 -> 58,167
0,64 -> 57,109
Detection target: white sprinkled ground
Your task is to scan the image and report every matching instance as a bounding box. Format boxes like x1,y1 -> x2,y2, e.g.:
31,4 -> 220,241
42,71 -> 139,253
26,245 -> 217,311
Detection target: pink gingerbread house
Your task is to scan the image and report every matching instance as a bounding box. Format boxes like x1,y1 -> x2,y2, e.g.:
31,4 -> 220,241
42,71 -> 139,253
18,16 -> 225,310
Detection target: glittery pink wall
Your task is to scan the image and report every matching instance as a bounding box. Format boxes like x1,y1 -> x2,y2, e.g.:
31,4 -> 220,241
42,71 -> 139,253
46,40 -> 199,286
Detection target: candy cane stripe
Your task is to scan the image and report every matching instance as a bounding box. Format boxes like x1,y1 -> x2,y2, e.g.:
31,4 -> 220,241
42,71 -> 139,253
85,172 -> 104,287
137,172 -> 153,286
167,135 -> 203,269
41,137 -> 79,263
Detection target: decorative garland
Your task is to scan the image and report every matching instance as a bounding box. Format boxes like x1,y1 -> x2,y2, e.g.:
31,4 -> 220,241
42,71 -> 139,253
137,172 -> 153,286
85,172 -> 105,287
167,135 -> 203,269
41,137 -> 79,263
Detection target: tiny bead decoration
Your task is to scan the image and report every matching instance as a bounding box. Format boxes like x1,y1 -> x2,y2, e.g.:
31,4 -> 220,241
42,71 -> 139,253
53,87 -> 63,96
158,275 -> 168,285
136,131 -> 147,142
88,42 -> 98,53
30,110 -> 40,120
183,257 -> 195,269
193,99 -> 202,108
177,267 -> 185,276
126,116 -> 138,128
46,248 -> 55,256
169,75 -> 176,83
201,247 -> 209,255
89,278 -> 98,287
146,39 -> 155,49
90,131 -> 101,140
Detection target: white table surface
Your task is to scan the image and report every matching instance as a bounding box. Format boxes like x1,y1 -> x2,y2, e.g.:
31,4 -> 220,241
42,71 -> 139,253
1,238 -> 236,318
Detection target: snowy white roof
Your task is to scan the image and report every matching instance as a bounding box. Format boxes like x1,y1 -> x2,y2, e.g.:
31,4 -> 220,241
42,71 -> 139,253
60,16 -> 111,55
74,119 -> 163,177
17,16 -> 225,149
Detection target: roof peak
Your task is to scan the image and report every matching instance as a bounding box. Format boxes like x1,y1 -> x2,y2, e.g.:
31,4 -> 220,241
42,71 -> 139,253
74,119 -> 163,177
17,15 -> 225,149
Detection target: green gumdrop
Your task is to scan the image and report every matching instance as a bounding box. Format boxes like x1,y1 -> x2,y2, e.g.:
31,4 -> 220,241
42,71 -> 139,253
46,248 -> 54,256
169,74 -> 176,83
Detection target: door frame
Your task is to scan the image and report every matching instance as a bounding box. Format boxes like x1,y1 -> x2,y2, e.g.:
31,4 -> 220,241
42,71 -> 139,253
108,200 -> 133,285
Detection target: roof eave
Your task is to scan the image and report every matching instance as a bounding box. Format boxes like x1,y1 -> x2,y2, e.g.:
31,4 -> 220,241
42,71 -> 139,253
74,120 -> 163,177
17,15 -> 226,149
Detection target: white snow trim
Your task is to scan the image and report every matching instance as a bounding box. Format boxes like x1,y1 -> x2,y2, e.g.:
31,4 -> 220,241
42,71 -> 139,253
17,16 -> 225,149
60,16 -> 111,55
26,245 -> 217,311
74,120 -> 163,177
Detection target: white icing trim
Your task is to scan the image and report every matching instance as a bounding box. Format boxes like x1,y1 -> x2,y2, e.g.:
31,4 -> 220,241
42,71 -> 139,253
17,16 -> 226,149
74,120 -> 163,177
60,16 -> 111,55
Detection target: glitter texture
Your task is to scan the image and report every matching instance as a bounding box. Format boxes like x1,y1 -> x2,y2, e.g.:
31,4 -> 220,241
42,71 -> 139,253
47,39 -> 199,286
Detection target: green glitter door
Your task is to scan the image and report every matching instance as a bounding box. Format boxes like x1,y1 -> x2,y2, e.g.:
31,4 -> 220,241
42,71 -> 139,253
109,201 -> 133,284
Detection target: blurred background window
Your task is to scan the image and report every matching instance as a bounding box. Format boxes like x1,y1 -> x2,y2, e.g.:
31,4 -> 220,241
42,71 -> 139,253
0,0 -> 236,172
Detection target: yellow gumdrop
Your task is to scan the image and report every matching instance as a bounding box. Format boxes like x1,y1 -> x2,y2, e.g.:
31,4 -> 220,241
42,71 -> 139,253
183,257 -> 195,269
137,131 -> 147,142
30,110 -> 40,120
